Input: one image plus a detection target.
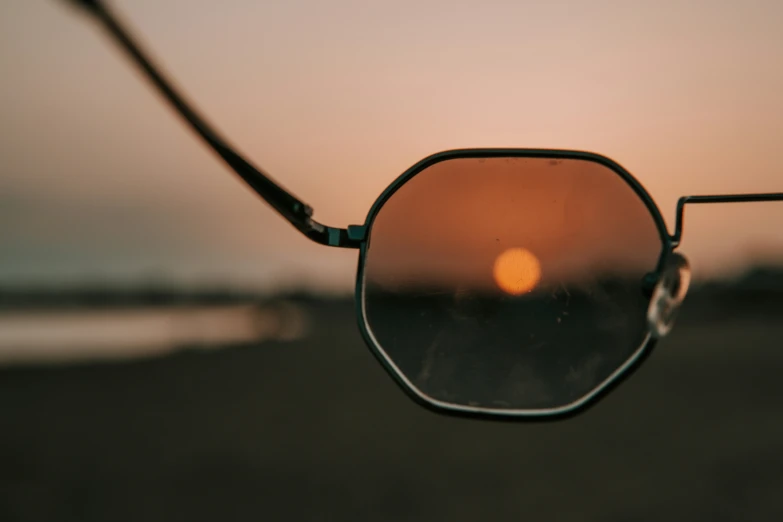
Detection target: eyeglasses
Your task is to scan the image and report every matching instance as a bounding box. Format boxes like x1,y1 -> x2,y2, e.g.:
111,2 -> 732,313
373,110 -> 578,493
63,0 -> 783,420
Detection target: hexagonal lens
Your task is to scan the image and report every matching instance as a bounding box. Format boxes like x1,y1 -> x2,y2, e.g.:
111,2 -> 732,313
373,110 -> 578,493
361,156 -> 663,413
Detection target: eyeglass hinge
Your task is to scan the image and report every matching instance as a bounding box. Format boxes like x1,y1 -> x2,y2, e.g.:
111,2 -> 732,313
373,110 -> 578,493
346,225 -> 367,242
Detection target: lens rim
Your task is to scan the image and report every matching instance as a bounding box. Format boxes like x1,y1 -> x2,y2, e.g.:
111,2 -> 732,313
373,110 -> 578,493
354,148 -> 674,421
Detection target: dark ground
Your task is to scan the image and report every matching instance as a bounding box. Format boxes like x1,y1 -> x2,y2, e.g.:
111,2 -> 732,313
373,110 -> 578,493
1,284 -> 783,521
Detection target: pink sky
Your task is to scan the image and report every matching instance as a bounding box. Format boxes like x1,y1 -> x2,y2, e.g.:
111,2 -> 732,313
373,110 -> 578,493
2,0 -> 783,292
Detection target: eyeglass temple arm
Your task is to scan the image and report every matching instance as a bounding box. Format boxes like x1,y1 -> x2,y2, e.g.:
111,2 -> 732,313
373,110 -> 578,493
62,0 -> 362,248
672,193 -> 783,247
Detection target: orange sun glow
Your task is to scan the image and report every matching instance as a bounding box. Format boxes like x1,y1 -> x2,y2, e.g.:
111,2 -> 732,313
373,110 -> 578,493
493,247 -> 542,295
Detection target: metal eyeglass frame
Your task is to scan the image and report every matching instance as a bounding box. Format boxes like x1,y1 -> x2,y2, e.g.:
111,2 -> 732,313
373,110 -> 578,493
61,0 -> 783,421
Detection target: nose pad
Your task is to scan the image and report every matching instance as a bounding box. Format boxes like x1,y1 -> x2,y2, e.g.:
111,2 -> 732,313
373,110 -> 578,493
647,252 -> 691,339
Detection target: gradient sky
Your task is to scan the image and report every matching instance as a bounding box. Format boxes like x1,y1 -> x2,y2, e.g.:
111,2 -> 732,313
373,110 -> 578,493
364,157 -> 662,291
2,0 -> 783,293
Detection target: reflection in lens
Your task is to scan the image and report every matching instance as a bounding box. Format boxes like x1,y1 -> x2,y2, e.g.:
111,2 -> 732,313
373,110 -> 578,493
361,157 -> 663,412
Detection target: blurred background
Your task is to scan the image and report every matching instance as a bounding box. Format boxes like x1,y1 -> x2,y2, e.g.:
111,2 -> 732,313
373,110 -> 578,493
2,0 -> 783,520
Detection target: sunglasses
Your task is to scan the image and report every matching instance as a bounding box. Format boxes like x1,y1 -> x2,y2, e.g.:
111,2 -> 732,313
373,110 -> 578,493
64,0 -> 783,420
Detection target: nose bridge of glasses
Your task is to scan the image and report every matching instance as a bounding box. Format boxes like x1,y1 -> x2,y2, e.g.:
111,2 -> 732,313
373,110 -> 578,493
672,193 -> 783,248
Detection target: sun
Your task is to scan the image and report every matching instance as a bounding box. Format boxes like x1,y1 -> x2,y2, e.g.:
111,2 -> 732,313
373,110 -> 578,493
493,247 -> 542,295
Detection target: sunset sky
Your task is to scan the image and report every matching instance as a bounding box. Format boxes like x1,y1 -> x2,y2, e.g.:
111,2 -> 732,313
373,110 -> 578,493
2,0 -> 783,293
363,157 -> 662,292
